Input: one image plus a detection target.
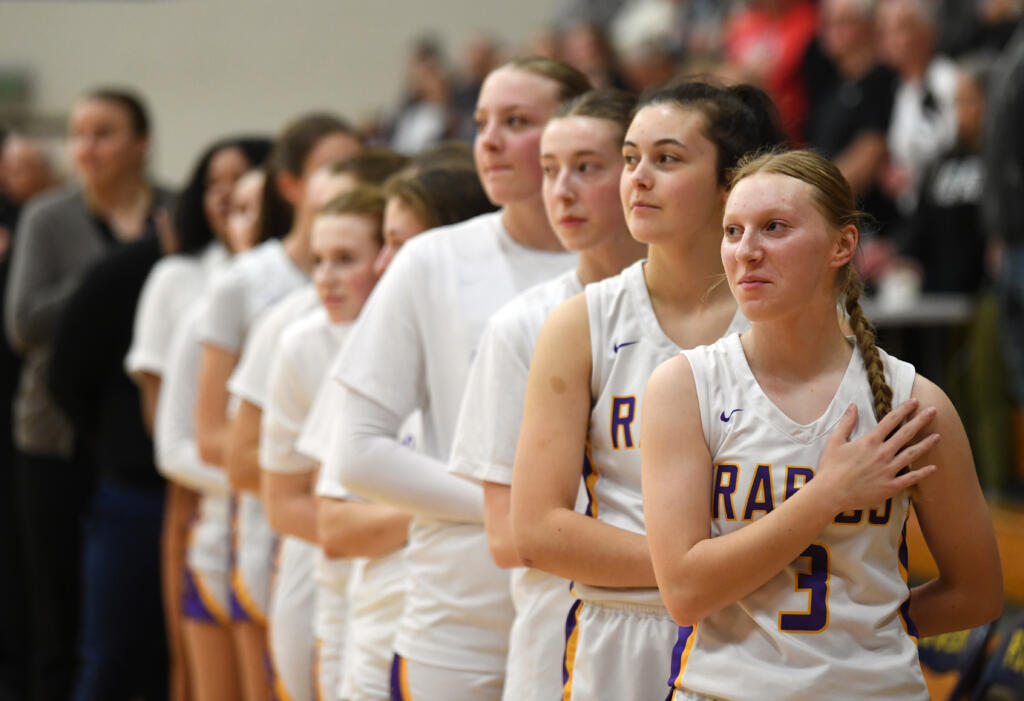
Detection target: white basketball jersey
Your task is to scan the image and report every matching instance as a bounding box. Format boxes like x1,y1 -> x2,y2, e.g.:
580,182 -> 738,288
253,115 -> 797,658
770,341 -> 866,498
670,333 -> 927,700
577,260 -> 747,606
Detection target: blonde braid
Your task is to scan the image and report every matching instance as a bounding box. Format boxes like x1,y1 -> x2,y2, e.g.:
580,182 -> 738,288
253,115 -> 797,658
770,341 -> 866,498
842,267 -> 892,421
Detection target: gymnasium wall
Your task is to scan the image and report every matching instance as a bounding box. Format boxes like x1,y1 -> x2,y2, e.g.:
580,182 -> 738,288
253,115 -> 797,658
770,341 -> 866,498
0,0 -> 552,183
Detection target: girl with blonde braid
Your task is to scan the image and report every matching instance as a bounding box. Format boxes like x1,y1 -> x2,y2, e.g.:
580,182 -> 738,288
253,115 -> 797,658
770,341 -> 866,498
642,149 -> 1002,700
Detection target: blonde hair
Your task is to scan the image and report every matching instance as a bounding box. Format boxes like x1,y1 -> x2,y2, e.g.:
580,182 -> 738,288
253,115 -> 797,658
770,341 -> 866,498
731,149 -> 892,421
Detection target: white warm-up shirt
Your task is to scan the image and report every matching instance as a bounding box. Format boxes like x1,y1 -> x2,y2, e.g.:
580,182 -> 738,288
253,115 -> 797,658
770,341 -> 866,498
126,242 -> 227,380
199,238 -> 307,355
333,211 -> 576,673
230,285 -> 319,412
156,299 -> 229,496
261,305 -> 348,474
449,269 -> 584,700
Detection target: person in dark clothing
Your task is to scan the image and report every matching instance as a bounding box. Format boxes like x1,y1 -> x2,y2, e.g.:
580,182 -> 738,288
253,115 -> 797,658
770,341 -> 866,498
938,0 -> 1020,57
0,128 -> 28,701
48,234 -> 167,701
984,19 -> 1024,489
902,55 -> 991,293
805,0 -> 900,239
898,54 -> 1013,494
0,133 -> 62,701
3,88 -> 171,701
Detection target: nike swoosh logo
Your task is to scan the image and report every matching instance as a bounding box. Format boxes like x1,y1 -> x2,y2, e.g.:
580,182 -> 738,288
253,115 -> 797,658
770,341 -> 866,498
720,409 -> 743,422
613,341 -> 639,353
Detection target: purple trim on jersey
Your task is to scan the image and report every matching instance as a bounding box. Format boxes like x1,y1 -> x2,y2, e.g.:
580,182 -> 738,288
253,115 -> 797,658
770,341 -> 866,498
581,450 -> 597,518
389,653 -> 405,701
264,647 -> 278,700
898,524 -> 919,639
182,566 -> 219,624
228,495 -> 249,622
562,597 -> 584,686
230,586 -> 251,622
667,625 -> 695,697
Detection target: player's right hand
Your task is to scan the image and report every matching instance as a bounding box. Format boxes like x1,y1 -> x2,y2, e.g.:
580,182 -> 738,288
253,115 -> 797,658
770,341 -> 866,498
816,399 -> 940,513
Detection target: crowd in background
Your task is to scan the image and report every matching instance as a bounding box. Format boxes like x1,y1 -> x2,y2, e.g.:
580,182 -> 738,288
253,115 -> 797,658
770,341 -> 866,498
0,1 -> 1023,700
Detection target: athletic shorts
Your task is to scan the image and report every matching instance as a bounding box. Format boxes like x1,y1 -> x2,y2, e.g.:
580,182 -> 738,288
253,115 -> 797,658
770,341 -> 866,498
503,569 -> 574,701
229,493 -> 275,624
268,536 -> 316,701
316,556 -> 350,701
182,494 -> 231,625
562,597 -> 678,701
388,654 -> 502,701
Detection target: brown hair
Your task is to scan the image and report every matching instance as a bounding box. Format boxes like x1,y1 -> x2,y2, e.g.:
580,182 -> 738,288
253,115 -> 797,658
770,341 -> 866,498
318,186 -> 385,247
553,87 -> 637,136
82,87 -> 150,137
384,166 -> 497,231
256,112 -> 360,242
330,148 -> 411,186
635,81 -> 787,186
271,112 -> 359,176
497,56 -> 592,102
412,140 -> 475,171
730,149 -> 893,421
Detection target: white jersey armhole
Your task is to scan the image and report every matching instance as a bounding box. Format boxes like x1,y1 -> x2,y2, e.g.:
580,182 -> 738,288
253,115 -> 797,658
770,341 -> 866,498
681,347 -> 715,455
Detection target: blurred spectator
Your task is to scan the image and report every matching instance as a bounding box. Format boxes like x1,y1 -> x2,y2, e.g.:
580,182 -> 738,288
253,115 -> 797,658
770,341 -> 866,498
452,32 -> 501,139
555,0 -> 628,29
677,0 -> 737,59
878,0 -> 959,213
610,0 -> 677,63
0,130 -> 61,701
938,0 -> 1022,56
895,52 -> 1013,495
388,37 -> 455,156
0,126 -> 24,701
723,0 -> 819,142
0,129 -> 14,236
48,233 -> 167,701
619,37 -> 677,92
984,18 -> 1024,485
1,135 -> 61,216
524,27 -> 561,59
3,87 -> 172,701
609,0 -> 732,63
805,0 -> 899,235
562,21 -> 629,88
901,54 -> 992,294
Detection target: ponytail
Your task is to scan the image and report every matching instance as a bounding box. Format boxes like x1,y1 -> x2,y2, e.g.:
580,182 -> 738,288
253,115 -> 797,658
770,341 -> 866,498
841,266 -> 892,421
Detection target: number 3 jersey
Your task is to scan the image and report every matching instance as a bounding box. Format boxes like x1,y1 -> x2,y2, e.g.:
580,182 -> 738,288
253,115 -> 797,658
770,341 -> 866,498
670,333 -> 928,701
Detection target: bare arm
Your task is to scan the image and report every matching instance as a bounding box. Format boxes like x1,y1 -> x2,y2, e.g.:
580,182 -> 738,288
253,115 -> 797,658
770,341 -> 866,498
195,343 -> 237,467
483,482 -> 520,568
137,371 -> 161,436
511,295 -> 655,588
261,470 -> 317,543
316,496 -> 412,559
642,354 -> 940,626
225,399 -> 261,493
907,376 -> 1003,636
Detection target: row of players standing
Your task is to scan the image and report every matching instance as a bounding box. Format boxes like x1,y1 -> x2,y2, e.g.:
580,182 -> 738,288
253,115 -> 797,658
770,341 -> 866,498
8,54 -> 1003,701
